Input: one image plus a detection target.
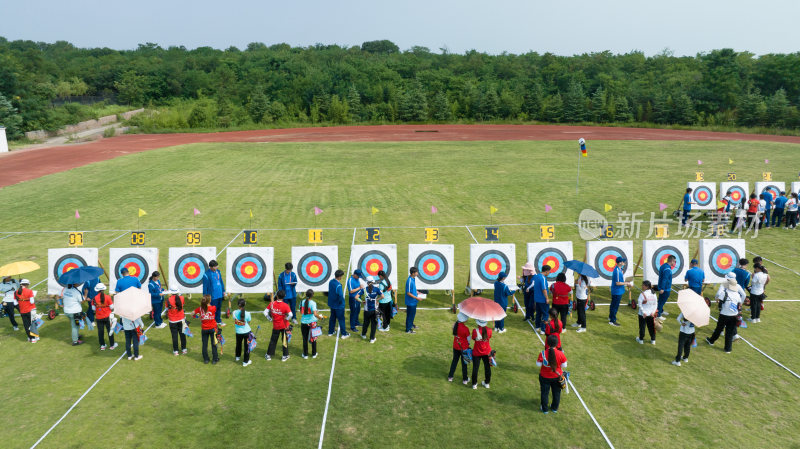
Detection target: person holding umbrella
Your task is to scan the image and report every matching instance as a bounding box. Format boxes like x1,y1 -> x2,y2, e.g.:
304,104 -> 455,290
448,312 -> 471,384
609,257 -> 631,327
520,263 -> 536,322
92,283 -> 117,350
148,271 -> 168,329
471,320 -> 493,390
121,312 -> 144,360
493,271 -> 516,333
573,273 -> 591,333
15,279 -> 36,342
537,334 -> 568,414
672,312 -> 696,366
706,273 -> 745,353
1,276 -> 20,331
636,281 -> 658,345
62,283 -> 86,345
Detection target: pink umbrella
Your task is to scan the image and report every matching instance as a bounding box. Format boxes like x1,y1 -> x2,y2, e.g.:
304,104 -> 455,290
458,297 -> 507,321
677,289 -> 710,327
113,287 -> 152,321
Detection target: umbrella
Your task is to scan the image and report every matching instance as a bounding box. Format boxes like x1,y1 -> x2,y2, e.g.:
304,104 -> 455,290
677,289 -> 710,327
58,266 -> 104,285
0,261 -> 40,277
457,297 -> 507,321
564,260 -> 599,278
113,287 -> 152,320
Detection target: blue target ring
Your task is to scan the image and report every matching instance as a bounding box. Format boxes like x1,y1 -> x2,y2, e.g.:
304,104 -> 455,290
761,184 -> 781,200
298,252 -> 332,287
594,246 -> 625,281
54,254 -> 88,287
414,250 -> 448,285
475,250 -> 510,284
114,254 -> 150,284
232,253 -> 266,287
651,246 -> 684,279
708,245 -> 739,278
174,253 -> 208,288
534,248 -> 567,280
358,250 -> 393,278
726,186 -> 746,205
693,186 -> 713,207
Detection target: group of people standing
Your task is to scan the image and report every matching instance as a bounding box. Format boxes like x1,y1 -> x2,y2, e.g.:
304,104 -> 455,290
682,186 -> 800,230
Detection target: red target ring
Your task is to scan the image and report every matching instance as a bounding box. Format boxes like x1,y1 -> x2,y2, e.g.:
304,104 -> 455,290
305,261 -> 323,277
239,261 -> 259,279
182,262 -> 202,279
364,258 -> 385,276
422,259 -> 440,276
483,257 -> 503,276
715,253 -> 733,271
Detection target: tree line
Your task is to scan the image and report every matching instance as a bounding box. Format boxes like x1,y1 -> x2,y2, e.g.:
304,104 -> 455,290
1,37 -> 800,138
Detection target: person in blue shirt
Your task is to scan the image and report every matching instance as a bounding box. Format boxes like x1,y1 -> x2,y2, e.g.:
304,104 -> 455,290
762,190 -> 774,227
327,270 -> 349,338
202,260 -> 227,326
520,262 -> 536,321
528,265 -> 551,334
772,191 -> 787,227
82,277 -> 99,326
732,258 -> 751,291
115,267 -> 142,293
347,269 -> 365,332
609,257 -> 631,326
681,187 -> 693,226
656,255 -> 676,319
684,259 -> 705,295
493,272 -> 516,333
278,262 -> 299,324
361,276 -> 382,342
148,271 -> 168,328
405,267 -> 422,334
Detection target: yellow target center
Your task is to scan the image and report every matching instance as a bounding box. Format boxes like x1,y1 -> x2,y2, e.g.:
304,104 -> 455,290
426,262 -> 436,272
187,266 -> 196,276
488,262 -> 498,272
369,262 -> 379,272
606,260 -> 615,269
65,267 -> 75,272
720,256 -> 729,265
129,267 -> 138,276
547,261 -> 556,268
244,266 -> 254,275
309,265 -> 320,275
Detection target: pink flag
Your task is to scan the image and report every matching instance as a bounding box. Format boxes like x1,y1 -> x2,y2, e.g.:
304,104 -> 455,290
697,160 -> 702,165
659,202 -> 668,211
193,208 -> 200,216
544,204 -> 552,213
314,206 -> 323,216
765,159 -> 769,164
75,210 -> 80,219
431,206 -> 438,214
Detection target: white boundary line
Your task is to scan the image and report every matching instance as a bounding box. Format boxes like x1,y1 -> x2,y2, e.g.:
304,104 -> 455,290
30,321 -> 156,448
318,227 -> 356,449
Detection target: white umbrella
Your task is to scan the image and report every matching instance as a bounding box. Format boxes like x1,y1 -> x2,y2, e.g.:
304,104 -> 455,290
113,287 -> 152,321
677,289 -> 710,327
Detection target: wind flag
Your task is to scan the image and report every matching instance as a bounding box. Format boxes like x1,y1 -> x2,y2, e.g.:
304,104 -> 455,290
729,159 -> 734,164
138,208 -> 147,217
489,205 -> 498,215
74,210 -> 80,219
431,206 -> 438,214
249,209 -> 254,219
765,159 -> 769,164
578,138 -> 587,157
545,204 -> 552,213
697,160 -> 703,165
604,204 -> 612,213
371,206 -> 379,215
193,208 -> 201,216
314,206 -> 323,216
659,202 -> 668,211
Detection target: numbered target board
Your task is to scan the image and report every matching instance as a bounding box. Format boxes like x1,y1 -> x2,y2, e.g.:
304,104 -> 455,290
755,181 -> 785,200
225,247 -> 273,293
719,181 -> 749,206
109,248 -> 159,292
292,246 -> 338,292
350,244 -> 398,288
585,241 -> 634,287
687,182 -> 716,210
47,248 -> 99,295
699,239 -> 745,284
408,244 -> 454,290
642,240 -> 689,285
527,241 -> 573,281
469,244 -> 516,290
168,247 -> 216,294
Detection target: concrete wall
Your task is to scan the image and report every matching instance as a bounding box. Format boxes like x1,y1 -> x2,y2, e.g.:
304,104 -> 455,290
24,108 -> 145,141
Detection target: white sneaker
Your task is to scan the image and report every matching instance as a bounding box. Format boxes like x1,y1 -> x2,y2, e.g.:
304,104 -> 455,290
341,334 -> 350,339
463,379 -> 470,385
361,334 -> 367,339
281,355 -> 290,362
661,311 -> 669,316
733,335 -> 741,341
671,360 -> 681,367
658,316 -> 666,322
243,360 -> 252,367
537,329 -> 545,335
472,384 -> 478,390
220,322 -> 227,327
292,319 -> 298,324
448,377 -> 454,382
235,357 -> 240,361
302,354 -> 309,359
481,381 -> 490,389
181,348 -> 187,354
134,355 -> 143,361
756,318 -> 761,323
682,358 -> 689,363
173,351 -> 179,356
157,323 -> 167,329
312,353 -> 318,358
651,340 -> 656,345
576,328 -> 586,333
100,345 -> 106,351
128,356 -> 133,360
636,338 -> 643,344
110,343 -> 118,350
370,339 -> 376,344
13,327 -> 19,331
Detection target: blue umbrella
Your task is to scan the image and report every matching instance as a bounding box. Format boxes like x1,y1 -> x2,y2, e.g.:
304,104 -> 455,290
58,266 -> 104,285
564,260 -> 599,278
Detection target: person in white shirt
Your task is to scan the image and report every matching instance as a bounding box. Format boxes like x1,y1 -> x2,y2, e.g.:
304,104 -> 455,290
573,274 -> 590,333
784,192 -> 798,229
1,276 -> 20,330
672,313 -> 696,366
758,195 -> 767,229
636,281 -> 658,345
748,264 -> 770,323
61,284 -> 86,345
706,273 -> 745,353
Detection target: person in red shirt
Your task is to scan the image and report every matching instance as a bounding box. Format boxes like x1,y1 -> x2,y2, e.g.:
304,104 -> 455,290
14,279 -> 36,342
166,291 -> 187,355
544,308 -> 563,350
747,193 -> 760,228
448,312 -> 471,384
471,320 -> 493,390
193,296 -> 219,364
537,334 -> 568,414
265,290 -> 293,361
91,283 -> 117,350
549,272 -> 572,330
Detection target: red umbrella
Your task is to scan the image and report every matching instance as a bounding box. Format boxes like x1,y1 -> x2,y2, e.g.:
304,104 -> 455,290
457,297 -> 507,321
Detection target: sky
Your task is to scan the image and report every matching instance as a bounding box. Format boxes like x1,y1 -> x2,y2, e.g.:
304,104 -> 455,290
2,0 -> 799,56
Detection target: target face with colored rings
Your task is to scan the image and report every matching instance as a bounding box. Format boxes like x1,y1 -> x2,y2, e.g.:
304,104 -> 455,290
708,245 -> 739,278
534,248 -> 567,280
693,186 -> 713,207
761,184 -> 781,199
414,250 -> 449,285
114,254 -> 150,284
232,253 -> 267,287
595,246 -> 626,280
726,186 -> 746,203
53,255 -> 88,286
357,250 -> 393,278
650,246 -> 683,279
173,253 -> 208,288
298,252 -> 332,287
475,250 -> 510,284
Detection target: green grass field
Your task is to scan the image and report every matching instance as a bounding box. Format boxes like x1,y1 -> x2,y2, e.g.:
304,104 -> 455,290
2,140 -> 800,449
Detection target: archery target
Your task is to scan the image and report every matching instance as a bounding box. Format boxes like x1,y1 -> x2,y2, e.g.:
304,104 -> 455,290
527,242 -> 573,281
409,244 -> 454,290
719,182 -> 749,206
585,241 -> 634,287
293,246 -> 338,292
699,239 -> 745,283
109,248 -> 159,292
642,240 -> 689,285
349,244 -> 398,288
225,247 -> 274,293
791,182 -> 800,197
755,181 -> 785,201
168,247 -> 216,293
47,248 -> 98,295
469,244 -> 516,290
687,182 -> 716,210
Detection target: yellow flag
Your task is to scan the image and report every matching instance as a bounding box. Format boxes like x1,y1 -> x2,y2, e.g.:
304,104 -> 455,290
138,208 -> 147,217
371,206 -> 379,215
717,200 -> 726,209
604,204 -> 612,213
249,209 -> 254,218
729,158 -> 734,164
489,205 -> 498,215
